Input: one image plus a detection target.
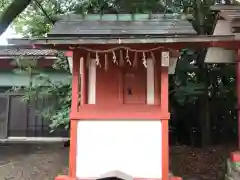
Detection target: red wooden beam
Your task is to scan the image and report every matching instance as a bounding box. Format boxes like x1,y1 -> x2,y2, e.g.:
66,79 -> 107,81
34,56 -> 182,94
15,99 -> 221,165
236,50 -> 240,148
69,50 -> 80,178
81,57 -> 87,106
32,41 -> 240,51
70,105 -> 170,120
65,51 -> 73,57
160,67 -> 169,180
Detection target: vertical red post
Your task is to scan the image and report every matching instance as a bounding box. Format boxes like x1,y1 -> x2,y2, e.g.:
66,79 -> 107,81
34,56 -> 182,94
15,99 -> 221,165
81,57 -> 87,105
237,50 -> 240,148
69,50 -> 80,177
161,67 -> 169,180
71,51 -> 80,113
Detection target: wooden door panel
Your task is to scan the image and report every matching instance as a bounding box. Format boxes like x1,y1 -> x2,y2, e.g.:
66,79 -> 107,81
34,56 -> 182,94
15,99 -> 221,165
123,67 -> 146,104
0,95 -> 9,139
8,95 -> 27,137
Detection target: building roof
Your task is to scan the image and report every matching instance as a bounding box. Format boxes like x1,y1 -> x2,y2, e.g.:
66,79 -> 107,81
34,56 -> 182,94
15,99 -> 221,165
8,35 -> 236,47
48,13 -> 196,38
0,46 -> 57,57
211,4 -> 240,11
8,14 -> 240,47
211,5 -> 240,22
204,5 -> 240,64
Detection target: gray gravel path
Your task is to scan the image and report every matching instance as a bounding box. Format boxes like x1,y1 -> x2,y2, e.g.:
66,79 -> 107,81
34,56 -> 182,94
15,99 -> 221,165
0,143 -> 68,180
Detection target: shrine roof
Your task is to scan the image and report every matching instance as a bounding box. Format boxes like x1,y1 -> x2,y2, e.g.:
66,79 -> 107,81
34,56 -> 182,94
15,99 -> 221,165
211,5 -> 240,22
48,13 -> 196,38
8,35 -> 236,47
211,5 -> 240,11
0,45 -> 57,57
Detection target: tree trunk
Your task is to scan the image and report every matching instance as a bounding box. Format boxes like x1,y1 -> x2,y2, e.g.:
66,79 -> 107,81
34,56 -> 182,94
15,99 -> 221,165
200,89 -> 211,147
0,0 -> 32,35
194,0 -> 212,147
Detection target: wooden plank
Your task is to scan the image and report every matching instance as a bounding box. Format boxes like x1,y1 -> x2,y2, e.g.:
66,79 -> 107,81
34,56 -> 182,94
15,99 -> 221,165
50,23 -> 192,31
219,10 -> 240,21
168,57 -> 178,74
8,35 -> 236,46
49,20 -> 195,36
49,26 -> 196,32
213,20 -> 232,36
49,29 -> 196,35
54,20 -> 191,26
0,94 -> 9,139
50,25 -> 194,31
205,47 -> 236,63
232,33 -> 240,40
231,20 -> 240,28
35,98 -> 43,137
211,5 -> 240,11
205,19 -> 236,63
8,95 -> 28,137
71,104 -> 170,120
27,101 -> 36,137
0,45 -> 32,49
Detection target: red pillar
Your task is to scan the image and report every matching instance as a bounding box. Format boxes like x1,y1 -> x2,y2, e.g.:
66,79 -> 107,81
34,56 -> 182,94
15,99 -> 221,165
69,51 -> 80,178
160,67 -> 169,180
237,50 -> 240,148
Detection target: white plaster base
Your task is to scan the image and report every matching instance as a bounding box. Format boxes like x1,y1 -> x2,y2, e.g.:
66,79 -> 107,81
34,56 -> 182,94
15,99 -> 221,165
76,120 -> 162,179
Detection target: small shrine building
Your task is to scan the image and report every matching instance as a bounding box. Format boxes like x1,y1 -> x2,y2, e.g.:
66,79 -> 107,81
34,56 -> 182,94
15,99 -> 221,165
8,13 -> 240,180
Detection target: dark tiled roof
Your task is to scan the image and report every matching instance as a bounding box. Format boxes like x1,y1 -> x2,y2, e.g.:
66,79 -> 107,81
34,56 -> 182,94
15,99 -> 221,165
0,48 -> 57,56
48,13 -> 196,38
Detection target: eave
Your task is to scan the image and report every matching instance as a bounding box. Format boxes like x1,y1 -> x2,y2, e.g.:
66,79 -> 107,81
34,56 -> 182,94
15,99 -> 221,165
7,35 -> 238,50
211,5 -> 240,11
219,10 -> 240,22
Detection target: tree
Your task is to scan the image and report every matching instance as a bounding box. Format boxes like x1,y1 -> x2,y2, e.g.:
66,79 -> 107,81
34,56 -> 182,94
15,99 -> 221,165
0,0 -> 32,35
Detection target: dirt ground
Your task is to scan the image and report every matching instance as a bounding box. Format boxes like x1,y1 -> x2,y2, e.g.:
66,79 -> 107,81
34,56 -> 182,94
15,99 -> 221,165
0,143 -> 236,180
0,143 -> 68,180
170,144 -> 236,180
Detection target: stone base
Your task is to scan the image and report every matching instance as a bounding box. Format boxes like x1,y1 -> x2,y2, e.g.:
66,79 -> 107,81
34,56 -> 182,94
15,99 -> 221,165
55,175 -> 182,180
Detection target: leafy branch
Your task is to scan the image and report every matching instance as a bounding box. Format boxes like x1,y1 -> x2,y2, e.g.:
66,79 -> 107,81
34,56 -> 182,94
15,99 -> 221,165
11,53 -> 71,131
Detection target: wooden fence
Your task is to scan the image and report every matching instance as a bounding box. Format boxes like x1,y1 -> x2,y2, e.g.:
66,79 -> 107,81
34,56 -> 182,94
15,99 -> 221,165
0,93 -> 69,139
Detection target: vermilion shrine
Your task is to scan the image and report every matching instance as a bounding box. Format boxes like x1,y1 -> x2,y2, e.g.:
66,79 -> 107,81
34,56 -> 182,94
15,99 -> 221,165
8,12 -> 240,180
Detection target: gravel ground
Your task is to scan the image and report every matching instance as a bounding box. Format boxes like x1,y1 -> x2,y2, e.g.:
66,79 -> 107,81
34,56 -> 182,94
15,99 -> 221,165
0,143 -> 235,180
0,143 -> 68,180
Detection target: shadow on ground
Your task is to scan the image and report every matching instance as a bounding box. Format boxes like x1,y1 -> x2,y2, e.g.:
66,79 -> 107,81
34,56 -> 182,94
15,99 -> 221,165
0,143 -> 68,180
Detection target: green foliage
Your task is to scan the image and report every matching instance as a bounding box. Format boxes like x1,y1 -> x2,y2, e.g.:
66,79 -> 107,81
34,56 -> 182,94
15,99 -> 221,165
0,0 -> 32,35
11,54 -> 71,131
171,49 -> 204,105
27,75 -> 71,131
